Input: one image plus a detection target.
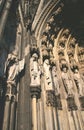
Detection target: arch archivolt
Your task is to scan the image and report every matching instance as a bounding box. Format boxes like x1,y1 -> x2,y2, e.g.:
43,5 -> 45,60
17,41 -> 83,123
31,0 -> 84,109
36,8 -> 84,71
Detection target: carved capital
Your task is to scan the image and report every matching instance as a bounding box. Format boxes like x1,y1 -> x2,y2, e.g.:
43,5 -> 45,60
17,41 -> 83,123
30,85 -> 41,99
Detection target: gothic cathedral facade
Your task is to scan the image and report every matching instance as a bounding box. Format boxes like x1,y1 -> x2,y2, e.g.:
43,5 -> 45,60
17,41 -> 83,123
0,0 -> 84,130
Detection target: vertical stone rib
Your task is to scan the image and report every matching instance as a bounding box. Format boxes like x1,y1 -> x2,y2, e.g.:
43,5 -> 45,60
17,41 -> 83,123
0,0 -> 13,41
17,28 -> 31,130
2,100 -> 11,130
9,101 -> 16,130
72,111 -> 80,130
32,96 -> 37,130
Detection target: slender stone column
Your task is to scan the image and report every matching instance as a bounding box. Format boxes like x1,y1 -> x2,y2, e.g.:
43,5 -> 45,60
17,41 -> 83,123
2,98 -> 11,130
17,18 -> 32,130
9,100 -> 16,130
2,92 -> 17,130
32,95 -> 37,130
30,86 -> 41,130
72,111 -> 80,130
0,0 -> 13,41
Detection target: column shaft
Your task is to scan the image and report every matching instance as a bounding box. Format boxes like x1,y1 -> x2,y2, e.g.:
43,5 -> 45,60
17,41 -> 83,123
72,111 -> 80,130
32,97 -> 37,130
2,101 -> 11,130
0,0 -> 13,41
17,29 -> 31,130
9,101 -> 16,130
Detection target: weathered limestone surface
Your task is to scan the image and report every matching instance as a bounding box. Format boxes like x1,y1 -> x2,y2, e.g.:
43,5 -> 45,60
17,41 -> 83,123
0,0 -> 84,130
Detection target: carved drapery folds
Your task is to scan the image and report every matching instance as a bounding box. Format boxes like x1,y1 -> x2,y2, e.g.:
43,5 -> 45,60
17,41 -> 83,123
61,63 -> 74,96
73,68 -> 84,96
5,51 -> 25,101
43,58 -> 53,90
30,45 -> 41,99
43,58 -> 62,109
40,13 -> 63,108
51,64 -> 60,96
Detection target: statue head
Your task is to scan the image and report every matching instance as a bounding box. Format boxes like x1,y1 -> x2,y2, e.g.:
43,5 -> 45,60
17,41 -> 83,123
8,46 -> 18,62
74,68 -> 79,73
8,51 -> 18,63
32,53 -> 38,61
44,58 -> 49,65
62,66 -> 68,73
52,65 -> 57,72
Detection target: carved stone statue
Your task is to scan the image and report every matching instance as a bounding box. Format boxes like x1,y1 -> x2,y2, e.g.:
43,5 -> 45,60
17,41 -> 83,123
62,66 -> 74,96
74,68 -> 84,96
30,53 -> 41,86
43,58 -> 53,90
5,52 -> 25,86
52,65 -> 60,95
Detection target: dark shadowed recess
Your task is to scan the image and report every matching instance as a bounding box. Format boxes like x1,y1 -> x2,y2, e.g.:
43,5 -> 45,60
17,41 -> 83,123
62,0 -> 84,46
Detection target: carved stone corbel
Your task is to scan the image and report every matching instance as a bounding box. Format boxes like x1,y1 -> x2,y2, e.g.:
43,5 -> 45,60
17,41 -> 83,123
67,96 -> 77,111
46,90 -> 62,109
46,90 -> 56,107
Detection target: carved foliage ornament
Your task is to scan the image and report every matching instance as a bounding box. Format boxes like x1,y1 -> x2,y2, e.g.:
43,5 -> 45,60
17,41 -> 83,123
46,90 -> 62,109
67,96 -> 77,111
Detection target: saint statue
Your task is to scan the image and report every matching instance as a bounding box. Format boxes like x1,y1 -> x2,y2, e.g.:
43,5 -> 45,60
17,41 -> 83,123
74,68 -> 84,96
43,58 -> 53,90
62,66 -> 74,96
52,65 -> 60,95
5,51 -> 25,86
30,53 -> 41,86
